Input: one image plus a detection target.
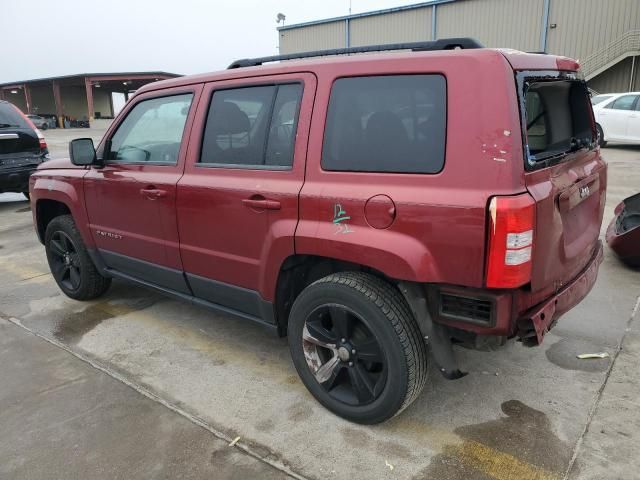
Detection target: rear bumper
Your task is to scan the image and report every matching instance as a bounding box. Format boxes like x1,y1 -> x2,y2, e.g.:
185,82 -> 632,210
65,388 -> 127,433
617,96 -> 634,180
516,240 -> 603,345
429,241 -> 603,346
0,166 -> 37,193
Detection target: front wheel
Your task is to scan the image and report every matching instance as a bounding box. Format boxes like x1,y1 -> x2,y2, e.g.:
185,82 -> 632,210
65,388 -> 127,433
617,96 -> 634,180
45,214 -> 111,300
288,272 -> 428,424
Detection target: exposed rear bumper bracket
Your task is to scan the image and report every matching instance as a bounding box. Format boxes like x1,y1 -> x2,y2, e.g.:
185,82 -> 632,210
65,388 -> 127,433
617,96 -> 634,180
399,282 -> 467,380
517,241 -> 603,346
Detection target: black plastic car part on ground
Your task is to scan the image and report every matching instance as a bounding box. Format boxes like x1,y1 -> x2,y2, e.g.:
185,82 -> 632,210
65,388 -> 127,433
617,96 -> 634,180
0,100 -> 48,195
606,193 -> 640,268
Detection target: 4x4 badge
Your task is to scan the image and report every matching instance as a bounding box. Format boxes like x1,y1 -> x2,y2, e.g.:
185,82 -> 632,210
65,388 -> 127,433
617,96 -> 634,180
579,185 -> 590,199
333,204 -> 354,234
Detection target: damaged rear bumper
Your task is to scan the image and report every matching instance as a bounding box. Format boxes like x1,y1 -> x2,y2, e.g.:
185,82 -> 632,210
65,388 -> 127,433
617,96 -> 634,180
517,240 -> 603,346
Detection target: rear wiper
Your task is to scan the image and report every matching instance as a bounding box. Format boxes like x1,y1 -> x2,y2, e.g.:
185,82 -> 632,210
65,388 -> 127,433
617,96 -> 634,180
0,123 -> 20,128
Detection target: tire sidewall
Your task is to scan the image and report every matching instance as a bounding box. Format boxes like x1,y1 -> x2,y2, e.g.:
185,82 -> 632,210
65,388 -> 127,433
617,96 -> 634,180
288,280 -> 410,424
596,124 -> 605,147
44,216 -> 90,298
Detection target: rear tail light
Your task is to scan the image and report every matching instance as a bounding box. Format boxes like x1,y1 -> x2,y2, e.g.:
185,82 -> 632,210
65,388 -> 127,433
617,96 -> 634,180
36,130 -> 47,150
11,104 -> 47,151
486,194 -> 536,288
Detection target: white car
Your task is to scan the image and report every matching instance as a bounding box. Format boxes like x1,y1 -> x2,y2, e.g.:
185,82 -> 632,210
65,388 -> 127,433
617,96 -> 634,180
592,92 -> 640,146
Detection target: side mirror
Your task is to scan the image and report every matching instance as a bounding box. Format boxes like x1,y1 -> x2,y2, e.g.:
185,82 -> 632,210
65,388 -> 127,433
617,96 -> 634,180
69,138 -> 96,166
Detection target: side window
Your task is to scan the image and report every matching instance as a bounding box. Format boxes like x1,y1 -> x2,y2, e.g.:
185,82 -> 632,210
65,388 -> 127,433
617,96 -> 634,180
321,75 -> 447,174
199,83 -> 303,168
108,94 -> 193,164
606,95 -> 638,111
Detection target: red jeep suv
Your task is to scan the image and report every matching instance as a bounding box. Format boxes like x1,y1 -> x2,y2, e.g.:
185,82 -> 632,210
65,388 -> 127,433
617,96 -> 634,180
30,39 -> 606,424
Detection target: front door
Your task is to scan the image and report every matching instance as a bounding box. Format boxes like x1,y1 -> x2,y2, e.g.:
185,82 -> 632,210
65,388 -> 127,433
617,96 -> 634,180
84,86 -> 202,292
176,73 -> 315,320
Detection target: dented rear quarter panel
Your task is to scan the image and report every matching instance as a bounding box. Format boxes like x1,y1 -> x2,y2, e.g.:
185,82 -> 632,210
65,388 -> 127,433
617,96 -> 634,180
297,49 -> 527,287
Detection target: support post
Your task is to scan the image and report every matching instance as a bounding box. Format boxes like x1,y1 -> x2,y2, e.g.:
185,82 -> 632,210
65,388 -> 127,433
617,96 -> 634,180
540,0 -> 551,53
23,84 -> 32,114
345,18 -> 350,48
108,92 -> 115,117
431,4 -> 437,40
52,80 -> 64,128
84,77 -> 95,123
124,91 -> 129,102
0,89 -> 5,101
629,56 -> 636,92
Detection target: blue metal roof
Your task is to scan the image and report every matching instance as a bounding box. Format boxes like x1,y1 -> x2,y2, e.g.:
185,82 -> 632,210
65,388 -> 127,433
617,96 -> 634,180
277,0 -> 458,31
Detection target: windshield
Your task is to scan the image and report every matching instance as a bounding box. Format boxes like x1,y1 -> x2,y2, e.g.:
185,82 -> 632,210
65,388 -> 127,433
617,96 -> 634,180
0,102 -> 30,129
591,95 -> 613,106
523,79 -> 595,166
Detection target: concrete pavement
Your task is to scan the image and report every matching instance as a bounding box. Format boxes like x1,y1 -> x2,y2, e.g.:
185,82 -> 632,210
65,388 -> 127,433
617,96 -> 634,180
0,317 -> 288,480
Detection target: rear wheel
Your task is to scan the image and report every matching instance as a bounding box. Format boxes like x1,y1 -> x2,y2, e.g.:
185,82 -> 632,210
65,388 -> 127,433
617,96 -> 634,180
596,124 -> 607,147
288,272 -> 428,424
45,215 -> 111,300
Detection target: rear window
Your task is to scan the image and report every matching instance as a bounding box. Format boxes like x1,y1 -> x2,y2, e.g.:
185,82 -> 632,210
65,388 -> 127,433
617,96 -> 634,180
0,102 -> 30,129
322,75 -> 446,174
523,78 -> 595,168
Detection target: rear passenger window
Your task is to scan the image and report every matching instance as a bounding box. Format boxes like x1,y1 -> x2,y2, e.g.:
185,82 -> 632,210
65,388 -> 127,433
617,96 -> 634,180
200,83 -> 303,168
322,75 -> 446,174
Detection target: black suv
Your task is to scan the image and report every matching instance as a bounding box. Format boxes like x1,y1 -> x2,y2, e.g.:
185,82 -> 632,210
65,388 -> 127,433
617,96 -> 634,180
0,100 -> 48,198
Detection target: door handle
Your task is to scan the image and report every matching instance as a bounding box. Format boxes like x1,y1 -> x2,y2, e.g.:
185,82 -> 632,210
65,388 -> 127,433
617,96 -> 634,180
140,187 -> 167,199
242,198 -> 281,210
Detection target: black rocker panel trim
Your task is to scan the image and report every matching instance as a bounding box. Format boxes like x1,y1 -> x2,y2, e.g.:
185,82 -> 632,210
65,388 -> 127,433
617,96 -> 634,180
99,249 -> 192,295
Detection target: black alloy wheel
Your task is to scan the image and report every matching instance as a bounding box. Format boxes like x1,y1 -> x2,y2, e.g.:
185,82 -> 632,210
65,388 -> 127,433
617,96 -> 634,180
302,304 -> 387,406
48,230 -> 82,292
288,272 -> 428,424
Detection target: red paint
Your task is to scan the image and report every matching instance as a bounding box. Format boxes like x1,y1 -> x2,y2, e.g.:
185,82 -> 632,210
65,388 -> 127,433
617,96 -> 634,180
30,48 -> 606,340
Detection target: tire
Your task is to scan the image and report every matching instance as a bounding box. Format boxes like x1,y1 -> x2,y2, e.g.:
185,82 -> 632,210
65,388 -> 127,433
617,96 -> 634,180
45,214 -> 111,300
288,272 -> 428,424
596,124 -> 607,147
41,124 -> 48,130
23,192 -> 30,200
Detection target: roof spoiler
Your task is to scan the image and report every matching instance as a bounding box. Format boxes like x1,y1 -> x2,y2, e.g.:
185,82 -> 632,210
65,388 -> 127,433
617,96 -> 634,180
227,37 -> 484,69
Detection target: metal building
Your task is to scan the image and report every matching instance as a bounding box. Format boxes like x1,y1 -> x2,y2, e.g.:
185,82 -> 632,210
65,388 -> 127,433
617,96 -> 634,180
0,72 -> 179,128
278,0 -> 640,93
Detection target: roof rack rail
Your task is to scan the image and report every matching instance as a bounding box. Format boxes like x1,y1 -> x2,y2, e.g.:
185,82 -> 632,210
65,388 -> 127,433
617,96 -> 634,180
227,37 -> 483,69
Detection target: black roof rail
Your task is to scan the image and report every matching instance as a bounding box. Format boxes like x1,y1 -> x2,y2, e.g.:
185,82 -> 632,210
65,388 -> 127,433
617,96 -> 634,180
227,37 -> 484,69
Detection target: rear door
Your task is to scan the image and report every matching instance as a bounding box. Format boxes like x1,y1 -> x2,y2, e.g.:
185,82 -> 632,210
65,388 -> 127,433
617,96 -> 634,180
84,86 -> 201,292
520,72 -> 606,293
176,73 -> 315,316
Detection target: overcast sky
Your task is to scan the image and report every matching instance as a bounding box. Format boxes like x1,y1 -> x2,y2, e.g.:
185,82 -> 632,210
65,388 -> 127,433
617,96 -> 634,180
1,0 -> 415,84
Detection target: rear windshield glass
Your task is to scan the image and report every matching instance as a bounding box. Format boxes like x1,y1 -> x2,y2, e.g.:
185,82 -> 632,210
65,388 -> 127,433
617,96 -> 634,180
322,75 -> 446,174
0,102 -> 30,129
523,79 -> 594,167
